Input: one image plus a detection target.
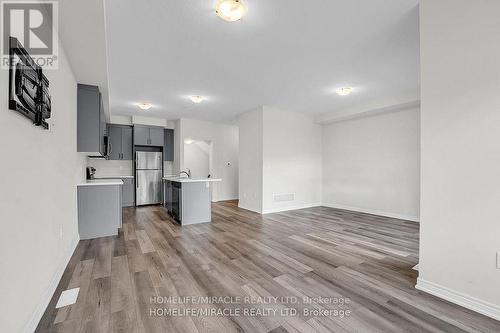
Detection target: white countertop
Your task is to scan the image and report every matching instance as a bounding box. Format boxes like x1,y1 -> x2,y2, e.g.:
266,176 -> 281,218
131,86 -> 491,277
163,177 -> 222,183
78,179 -> 124,187
94,176 -> 134,179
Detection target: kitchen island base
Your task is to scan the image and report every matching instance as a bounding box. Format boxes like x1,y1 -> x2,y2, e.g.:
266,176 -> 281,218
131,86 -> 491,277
164,178 -> 221,225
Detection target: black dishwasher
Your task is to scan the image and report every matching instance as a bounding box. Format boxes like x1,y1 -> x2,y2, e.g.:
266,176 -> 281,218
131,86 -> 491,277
171,182 -> 181,223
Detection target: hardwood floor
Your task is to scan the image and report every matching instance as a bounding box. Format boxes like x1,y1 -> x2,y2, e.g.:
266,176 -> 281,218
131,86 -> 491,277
36,201 -> 500,332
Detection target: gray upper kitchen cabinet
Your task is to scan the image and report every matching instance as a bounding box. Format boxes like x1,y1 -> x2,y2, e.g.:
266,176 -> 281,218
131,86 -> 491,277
107,125 -> 133,160
133,125 -> 164,147
121,127 -> 133,160
107,125 -> 122,160
77,84 -> 106,156
133,126 -> 150,146
150,128 -> 164,146
164,129 -> 174,161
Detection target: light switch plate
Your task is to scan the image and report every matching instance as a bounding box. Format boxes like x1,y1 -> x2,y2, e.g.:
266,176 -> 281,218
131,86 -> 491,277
56,288 -> 79,308
497,252 -> 500,269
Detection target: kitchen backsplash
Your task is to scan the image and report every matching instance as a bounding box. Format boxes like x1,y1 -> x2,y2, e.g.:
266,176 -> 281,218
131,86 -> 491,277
164,161 -> 173,175
87,158 -> 174,178
87,159 -> 133,177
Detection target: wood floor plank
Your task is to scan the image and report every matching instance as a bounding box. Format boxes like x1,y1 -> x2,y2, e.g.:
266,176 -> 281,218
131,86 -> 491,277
36,202 -> 500,333
109,255 -> 139,333
136,230 -> 156,254
79,277 -> 111,333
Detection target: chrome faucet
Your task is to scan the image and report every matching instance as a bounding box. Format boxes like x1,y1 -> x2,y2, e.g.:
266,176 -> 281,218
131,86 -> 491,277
180,168 -> 191,178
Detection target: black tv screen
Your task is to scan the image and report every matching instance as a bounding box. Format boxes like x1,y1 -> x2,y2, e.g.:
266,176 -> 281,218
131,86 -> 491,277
8,37 -> 51,129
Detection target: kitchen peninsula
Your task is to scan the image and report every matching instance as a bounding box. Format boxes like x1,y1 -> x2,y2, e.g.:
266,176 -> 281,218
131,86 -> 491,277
163,177 -> 221,225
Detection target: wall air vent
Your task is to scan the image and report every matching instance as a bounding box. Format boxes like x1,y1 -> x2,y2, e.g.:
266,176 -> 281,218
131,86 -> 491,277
273,193 -> 295,202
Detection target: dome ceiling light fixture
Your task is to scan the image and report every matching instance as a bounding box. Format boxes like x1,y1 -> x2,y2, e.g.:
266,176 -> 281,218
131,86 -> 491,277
335,87 -> 353,96
215,0 -> 247,22
137,102 -> 153,110
190,95 -> 205,103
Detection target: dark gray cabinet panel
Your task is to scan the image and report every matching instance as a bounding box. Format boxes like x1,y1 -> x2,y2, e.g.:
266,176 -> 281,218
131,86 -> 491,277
150,128 -> 164,146
122,178 -> 135,207
164,180 -> 172,211
121,127 -> 133,160
77,84 -> 105,155
133,126 -> 150,145
164,129 -> 174,161
107,125 -> 133,160
107,125 -> 122,160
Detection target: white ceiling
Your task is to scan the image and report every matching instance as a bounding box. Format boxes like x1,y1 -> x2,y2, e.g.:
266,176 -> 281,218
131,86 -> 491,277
105,0 -> 420,122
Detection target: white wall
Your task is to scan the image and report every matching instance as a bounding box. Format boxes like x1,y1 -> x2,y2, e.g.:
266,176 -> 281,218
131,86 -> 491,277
0,46 -> 85,331
184,140 -> 211,178
178,118 -> 239,202
322,108 -> 420,221
109,114 -> 175,129
262,107 -> 322,213
238,106 -> 322,214
238,108 -> 264,212
417,0 -> 500,320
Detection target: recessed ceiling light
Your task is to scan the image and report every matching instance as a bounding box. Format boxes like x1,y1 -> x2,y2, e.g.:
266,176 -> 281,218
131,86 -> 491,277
335,87 -> 353,96
215,0 -> 247,22
190,95 -> 205,104
137,103 -> 152,110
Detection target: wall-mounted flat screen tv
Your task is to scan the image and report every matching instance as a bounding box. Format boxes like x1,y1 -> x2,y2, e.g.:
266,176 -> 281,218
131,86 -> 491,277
8,37 -> 51,129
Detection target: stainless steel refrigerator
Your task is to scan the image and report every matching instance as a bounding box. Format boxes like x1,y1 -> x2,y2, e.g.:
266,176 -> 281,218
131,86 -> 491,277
135,151 -> 162,205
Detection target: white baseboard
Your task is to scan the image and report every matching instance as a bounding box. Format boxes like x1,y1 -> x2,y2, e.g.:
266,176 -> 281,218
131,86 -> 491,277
212,197 -> 238,203
262,203 -> 322,214
237,203 -> 262,214
24,234 -> 80,333
416,278 -> 500,321
322,202 -> 420,222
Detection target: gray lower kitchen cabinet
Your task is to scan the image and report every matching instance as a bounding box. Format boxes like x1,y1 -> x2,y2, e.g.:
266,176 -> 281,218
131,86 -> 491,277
122,178 -> 135,207
107,124 -> 133,160
77,84 -> 106,156
164,129 -> 174,161
77,184 -> 122,240
134,125 -> 165,147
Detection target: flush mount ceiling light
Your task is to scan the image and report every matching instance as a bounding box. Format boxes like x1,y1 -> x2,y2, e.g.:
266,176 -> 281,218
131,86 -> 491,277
335,87 -> 353,96
137,102 -> 152,110
190,95 -> 205,104
215,0 -> 247,22
184,138 -> 194,145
